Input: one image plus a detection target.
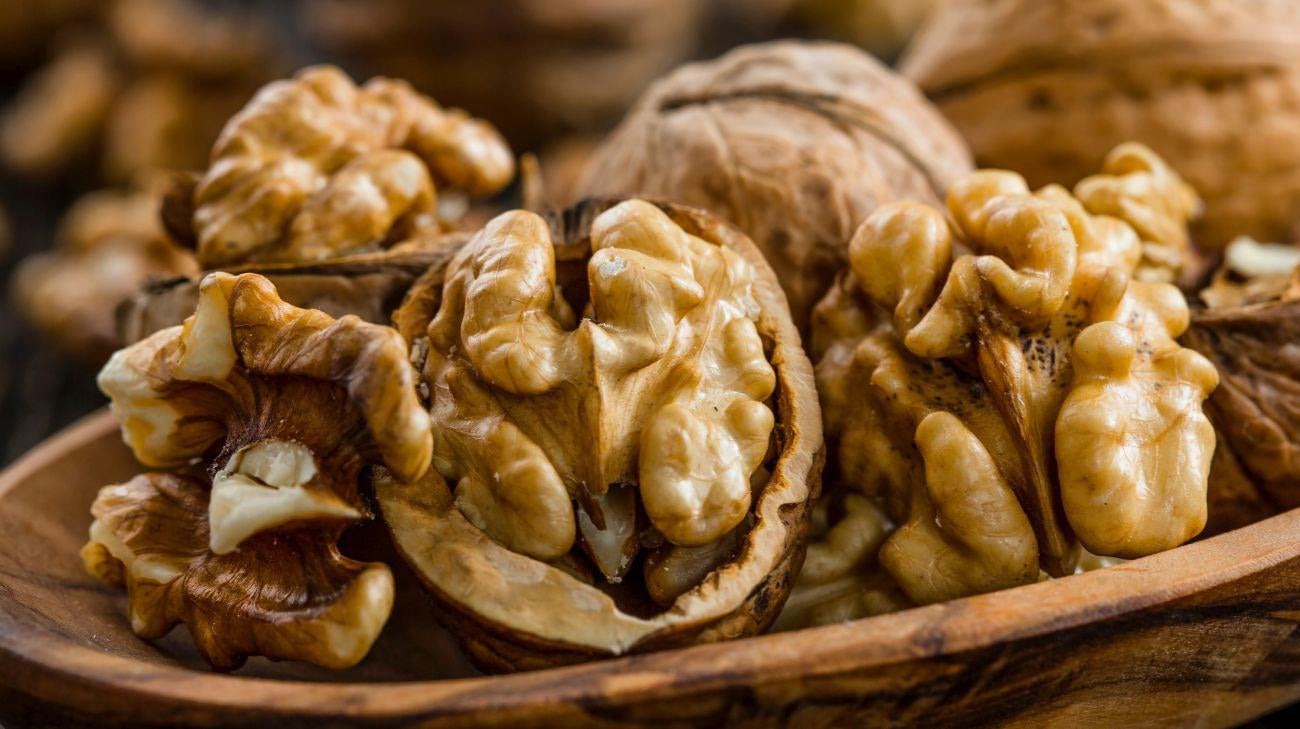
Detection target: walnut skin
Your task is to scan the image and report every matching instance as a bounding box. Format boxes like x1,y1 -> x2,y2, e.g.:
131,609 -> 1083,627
11,183 -> 198,363
812,146 -> 1217,605
903,0 -> 1300,250
577,40 -> 973,330
86,272 -> 431,670
377,198 -> 822,671
174,65 -> 513,268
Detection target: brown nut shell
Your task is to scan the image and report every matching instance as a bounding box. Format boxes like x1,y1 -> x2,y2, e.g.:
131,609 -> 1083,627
902,0 -> 1300,250
117,234 -> 468,345
576,40 -> 973,330
375,199 -> 823,671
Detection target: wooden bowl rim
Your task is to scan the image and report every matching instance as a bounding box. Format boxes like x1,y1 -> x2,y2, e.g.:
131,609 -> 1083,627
3,409 -> 1298,721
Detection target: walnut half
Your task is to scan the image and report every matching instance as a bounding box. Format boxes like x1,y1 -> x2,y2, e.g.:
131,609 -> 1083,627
812,144 -> 1217,606
168,65 -> 514,268
85,272 -> 431,670
377,198 -> 822,671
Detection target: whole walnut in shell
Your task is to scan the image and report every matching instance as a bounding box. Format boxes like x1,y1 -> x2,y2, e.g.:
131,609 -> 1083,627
812,145 -> 1218,606
11,182 -> 198,363
577,40 -> 974,329
164,65 -> 514,269
85,272 -> 431,670
903,0 -> 1300,250
376,198 -> 822,671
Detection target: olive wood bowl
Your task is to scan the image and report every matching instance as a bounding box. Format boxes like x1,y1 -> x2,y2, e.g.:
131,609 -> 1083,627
3,410 -> 1300,728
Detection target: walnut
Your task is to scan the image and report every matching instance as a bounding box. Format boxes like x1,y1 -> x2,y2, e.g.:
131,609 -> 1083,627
376,198 -> 822,671
161,66 -> 513,269
1183,245 -> 1300,532
11,183 -> 198,363
84,272 -> 431,670
577,40 -> 974,330
903,0 -> 1300,250
300,0 -> 703,151
0,0 -> 277,181
812,146 -> 1218,605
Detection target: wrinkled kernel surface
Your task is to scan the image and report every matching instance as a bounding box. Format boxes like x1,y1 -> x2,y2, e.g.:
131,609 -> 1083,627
192,66 -> 513,267
424,200 -> 775,560
814,144 -> 1216,605
86,271 -> 431,670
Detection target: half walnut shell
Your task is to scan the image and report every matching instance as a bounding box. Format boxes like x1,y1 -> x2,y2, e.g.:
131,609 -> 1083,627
376,198 -> 823,671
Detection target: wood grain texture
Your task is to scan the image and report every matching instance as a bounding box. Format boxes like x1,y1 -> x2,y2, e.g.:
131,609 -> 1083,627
3,412 -> 1300,728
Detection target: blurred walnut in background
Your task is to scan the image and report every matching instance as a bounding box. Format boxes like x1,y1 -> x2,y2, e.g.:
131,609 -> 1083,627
299,0 -> 704,151
0,0 -> 279,182
11,181 -> 198,363
785,0 -> 939,61
163,65 -> 514,268
903,0 -> 1300,251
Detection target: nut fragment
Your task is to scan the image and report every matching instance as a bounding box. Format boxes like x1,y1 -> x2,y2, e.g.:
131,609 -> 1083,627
377,198 -> 822,670
578,40 -> 973,329
179,65 -> 514,268
903,0 -> 1300,250
86,271 -> 431,670
812,146 -> 1217,605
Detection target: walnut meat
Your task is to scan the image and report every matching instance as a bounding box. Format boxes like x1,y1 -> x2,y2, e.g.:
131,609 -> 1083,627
11,183 -> 198,363
577,40 -> 974,329
376,198 -> 822,671
85,272 -> 431,670
812,146 -> 1218,606
903,0 -> 1300,250
167,66 -> 513,269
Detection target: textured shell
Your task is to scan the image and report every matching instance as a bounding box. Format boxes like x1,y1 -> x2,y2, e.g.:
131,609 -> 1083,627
577,40 -> 973,329
377,199 -> 823,671
116,239 -> 466,346
902,0 -> 1300,249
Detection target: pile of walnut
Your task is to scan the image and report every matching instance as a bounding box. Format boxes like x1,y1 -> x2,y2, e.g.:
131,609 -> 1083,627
796,143 -> 1219,620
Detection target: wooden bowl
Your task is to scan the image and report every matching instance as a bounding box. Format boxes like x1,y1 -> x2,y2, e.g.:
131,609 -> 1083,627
3,411 -> 1300,728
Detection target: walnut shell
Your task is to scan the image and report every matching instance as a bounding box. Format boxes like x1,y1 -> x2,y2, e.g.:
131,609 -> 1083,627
1183,281 -> 1300,530
577,40 -> 973,329
375,199 -> 823,672
117,237 -> 467,345
902,0 -> 1300,250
